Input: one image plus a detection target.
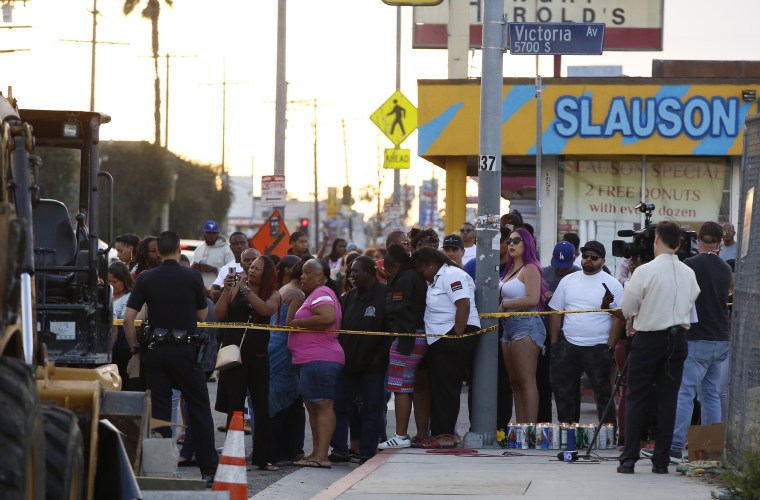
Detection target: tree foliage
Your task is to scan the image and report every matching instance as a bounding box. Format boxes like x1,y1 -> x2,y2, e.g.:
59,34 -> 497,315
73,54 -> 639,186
100,141 -> 230,240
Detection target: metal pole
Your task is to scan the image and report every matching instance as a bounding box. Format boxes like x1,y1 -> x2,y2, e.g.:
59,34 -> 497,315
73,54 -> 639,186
221,60 -> 227,177
535,68 -> 542,257
313,98 -> 319,251
393,6 -> 401,204
89,0 -> 97,111
464,0 -> 504,449
165,52 -> 170,149
274,0 -> 287,217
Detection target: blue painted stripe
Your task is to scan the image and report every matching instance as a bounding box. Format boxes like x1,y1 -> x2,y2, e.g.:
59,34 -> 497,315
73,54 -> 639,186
418,102 -> 464,156
693,101 -> 756,155
622,85 -> 690,145
529,91 -> 591,155
502,85 -> 537,124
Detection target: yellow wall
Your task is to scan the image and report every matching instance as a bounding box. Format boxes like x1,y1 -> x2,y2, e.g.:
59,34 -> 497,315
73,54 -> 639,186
418,79 -> 760,158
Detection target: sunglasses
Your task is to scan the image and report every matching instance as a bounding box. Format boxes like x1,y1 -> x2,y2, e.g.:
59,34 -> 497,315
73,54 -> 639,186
505,237 -> 523,245
581,253 -> 602,261
460,228 -> 473,234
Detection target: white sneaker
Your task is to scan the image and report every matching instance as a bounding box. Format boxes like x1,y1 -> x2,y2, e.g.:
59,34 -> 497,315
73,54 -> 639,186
378,434 -> 411,450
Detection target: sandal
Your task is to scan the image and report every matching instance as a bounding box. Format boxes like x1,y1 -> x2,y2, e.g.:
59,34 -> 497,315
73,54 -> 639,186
258,463 -> 279,471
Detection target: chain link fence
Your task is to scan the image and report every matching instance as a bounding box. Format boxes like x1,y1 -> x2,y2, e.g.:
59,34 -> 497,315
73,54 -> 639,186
726,113 -> 760,468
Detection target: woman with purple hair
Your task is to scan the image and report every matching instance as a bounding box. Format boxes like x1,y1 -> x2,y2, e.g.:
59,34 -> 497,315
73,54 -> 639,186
498,227 -> 549,424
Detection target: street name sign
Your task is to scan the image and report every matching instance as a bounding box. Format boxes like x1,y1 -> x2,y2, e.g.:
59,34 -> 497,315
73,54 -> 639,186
508,22 -> 605,55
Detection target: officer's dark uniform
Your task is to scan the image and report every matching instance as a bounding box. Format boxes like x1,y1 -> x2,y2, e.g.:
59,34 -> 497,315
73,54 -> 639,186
127,259 -> 219,474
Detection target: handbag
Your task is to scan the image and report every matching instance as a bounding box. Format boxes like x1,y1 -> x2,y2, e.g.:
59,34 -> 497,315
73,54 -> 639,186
215,331 -> 246,371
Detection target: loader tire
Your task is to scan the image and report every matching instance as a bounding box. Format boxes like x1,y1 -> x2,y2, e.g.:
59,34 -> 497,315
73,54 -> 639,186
0,357 -> 45,500
43,406 -> 84,500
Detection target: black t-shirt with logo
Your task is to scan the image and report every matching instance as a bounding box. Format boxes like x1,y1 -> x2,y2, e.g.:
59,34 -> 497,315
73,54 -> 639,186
339,281 -> 390,377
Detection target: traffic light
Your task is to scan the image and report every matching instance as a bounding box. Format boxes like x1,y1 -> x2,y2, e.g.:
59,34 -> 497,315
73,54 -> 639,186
300,218 -> 310,236
342,185 -> 352,206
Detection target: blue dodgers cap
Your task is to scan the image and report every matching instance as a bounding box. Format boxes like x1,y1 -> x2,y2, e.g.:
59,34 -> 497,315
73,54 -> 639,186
203,220 -> 220,233
551,241 -> 575,269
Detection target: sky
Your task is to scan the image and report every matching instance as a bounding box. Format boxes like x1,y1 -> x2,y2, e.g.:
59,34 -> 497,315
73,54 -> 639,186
3,0 -> 760,219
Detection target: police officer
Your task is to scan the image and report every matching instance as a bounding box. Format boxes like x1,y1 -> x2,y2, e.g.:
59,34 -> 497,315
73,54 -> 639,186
123,231 -> 219,486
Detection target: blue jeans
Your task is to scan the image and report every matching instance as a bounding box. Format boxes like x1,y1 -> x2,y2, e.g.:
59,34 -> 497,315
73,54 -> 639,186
672,340 -> 730,450
330,370 -> 387,459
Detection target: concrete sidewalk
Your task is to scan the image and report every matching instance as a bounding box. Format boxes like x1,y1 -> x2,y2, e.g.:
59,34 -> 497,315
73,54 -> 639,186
255,448 -> 717,499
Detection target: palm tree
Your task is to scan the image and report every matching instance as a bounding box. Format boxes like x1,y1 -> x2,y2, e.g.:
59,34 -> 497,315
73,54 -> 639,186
122,0 -> 173,146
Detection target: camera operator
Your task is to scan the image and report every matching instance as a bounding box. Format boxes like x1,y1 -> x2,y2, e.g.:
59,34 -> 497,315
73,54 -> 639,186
617,221 -> 700,475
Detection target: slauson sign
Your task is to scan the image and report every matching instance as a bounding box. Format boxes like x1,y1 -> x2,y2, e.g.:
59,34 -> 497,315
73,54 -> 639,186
417,81 -> 760,157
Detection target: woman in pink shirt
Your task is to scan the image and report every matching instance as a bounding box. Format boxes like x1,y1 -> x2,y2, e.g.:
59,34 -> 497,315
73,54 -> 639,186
288,259 -> 344,469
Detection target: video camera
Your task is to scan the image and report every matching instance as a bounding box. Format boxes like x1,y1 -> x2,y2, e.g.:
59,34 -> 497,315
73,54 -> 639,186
611,202 -> 697,263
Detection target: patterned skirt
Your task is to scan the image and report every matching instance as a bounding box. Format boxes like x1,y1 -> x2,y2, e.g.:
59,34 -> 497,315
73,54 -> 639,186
387,335 -> 428,394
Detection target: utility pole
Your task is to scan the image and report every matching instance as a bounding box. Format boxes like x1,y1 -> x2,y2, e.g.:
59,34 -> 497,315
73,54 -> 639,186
142,52 -> 196,149
163,53 -> 195,149
342,117 -> 353,240
312,98 -> 320,251
273,0 -> 288,218
61,0 -> 127,112
463,0 -> 504,449
392,6 -> 402,204
201,60 -> 244,185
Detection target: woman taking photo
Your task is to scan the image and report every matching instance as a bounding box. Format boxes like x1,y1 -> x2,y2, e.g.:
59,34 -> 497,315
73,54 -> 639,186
109,261 -> 134,384
288,259 -> 343,469
498,227 -> 548,424
411,247 -> 480,446
215,255 -> 280,470
378,244 -> 429,449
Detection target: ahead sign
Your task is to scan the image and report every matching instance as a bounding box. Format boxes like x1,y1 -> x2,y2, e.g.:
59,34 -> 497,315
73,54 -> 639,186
508,22 -> 605,55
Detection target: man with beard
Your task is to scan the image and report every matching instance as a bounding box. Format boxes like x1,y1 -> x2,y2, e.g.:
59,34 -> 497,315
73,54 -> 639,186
209,232 -> 251,302
548,241 -> 624,425
192,220 -> 234,288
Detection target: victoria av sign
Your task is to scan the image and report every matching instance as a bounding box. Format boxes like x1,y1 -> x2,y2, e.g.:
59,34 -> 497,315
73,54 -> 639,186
508,22 -> 605,55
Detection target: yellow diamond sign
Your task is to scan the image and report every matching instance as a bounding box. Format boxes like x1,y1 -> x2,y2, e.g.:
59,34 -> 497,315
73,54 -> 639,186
370,90 -> 417,147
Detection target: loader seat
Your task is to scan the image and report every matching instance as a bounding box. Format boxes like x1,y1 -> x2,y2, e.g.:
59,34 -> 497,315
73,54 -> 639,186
33,199 -> 77,287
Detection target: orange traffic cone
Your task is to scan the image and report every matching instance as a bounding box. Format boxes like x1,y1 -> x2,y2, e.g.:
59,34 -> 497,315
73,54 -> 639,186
212,410 -> 248,500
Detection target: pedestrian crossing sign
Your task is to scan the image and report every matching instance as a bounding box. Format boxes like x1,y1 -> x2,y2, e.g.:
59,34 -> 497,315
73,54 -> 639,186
370,90 -> 417,147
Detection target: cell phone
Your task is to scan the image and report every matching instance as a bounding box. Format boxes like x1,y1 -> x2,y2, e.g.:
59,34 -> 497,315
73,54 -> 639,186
229,266 -> 238,284
602,283 -> 611,294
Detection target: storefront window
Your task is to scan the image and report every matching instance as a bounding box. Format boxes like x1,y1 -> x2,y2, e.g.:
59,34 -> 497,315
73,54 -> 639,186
557,156 -> 732,277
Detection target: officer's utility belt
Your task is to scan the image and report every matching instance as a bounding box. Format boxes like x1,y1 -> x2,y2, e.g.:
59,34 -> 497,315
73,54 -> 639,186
146,327 -> 203,345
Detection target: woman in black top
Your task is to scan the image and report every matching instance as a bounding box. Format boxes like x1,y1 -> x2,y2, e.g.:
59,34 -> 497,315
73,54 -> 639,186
378,244 -> 430,449
215,256 -> 281,470
329,256 -> 390,463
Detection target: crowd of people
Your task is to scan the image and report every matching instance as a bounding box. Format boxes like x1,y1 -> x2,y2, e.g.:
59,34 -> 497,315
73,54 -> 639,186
112,215 -> 736,485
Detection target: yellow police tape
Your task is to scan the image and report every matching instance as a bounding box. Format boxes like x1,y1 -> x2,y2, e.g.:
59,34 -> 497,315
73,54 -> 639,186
112,308 -> 618,340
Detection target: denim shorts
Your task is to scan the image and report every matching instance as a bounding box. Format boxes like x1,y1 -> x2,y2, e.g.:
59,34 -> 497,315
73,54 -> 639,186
500,315 -> 546,353
295,360 -> 342,402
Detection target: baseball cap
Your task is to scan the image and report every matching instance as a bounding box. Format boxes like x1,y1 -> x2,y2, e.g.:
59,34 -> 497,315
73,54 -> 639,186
442,234 -> 464,249
698,221 -> 723,244
580,240 -> 606,258
203,220 -> 220,233
551,241 -> 575,269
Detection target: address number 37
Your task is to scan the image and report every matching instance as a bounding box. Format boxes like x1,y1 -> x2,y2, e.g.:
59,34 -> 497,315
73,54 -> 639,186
479,155 -> 496,171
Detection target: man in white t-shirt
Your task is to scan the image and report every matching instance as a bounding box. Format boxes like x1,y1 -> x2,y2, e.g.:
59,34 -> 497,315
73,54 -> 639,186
459,222 -> 476,266
548,240 -> 624,425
